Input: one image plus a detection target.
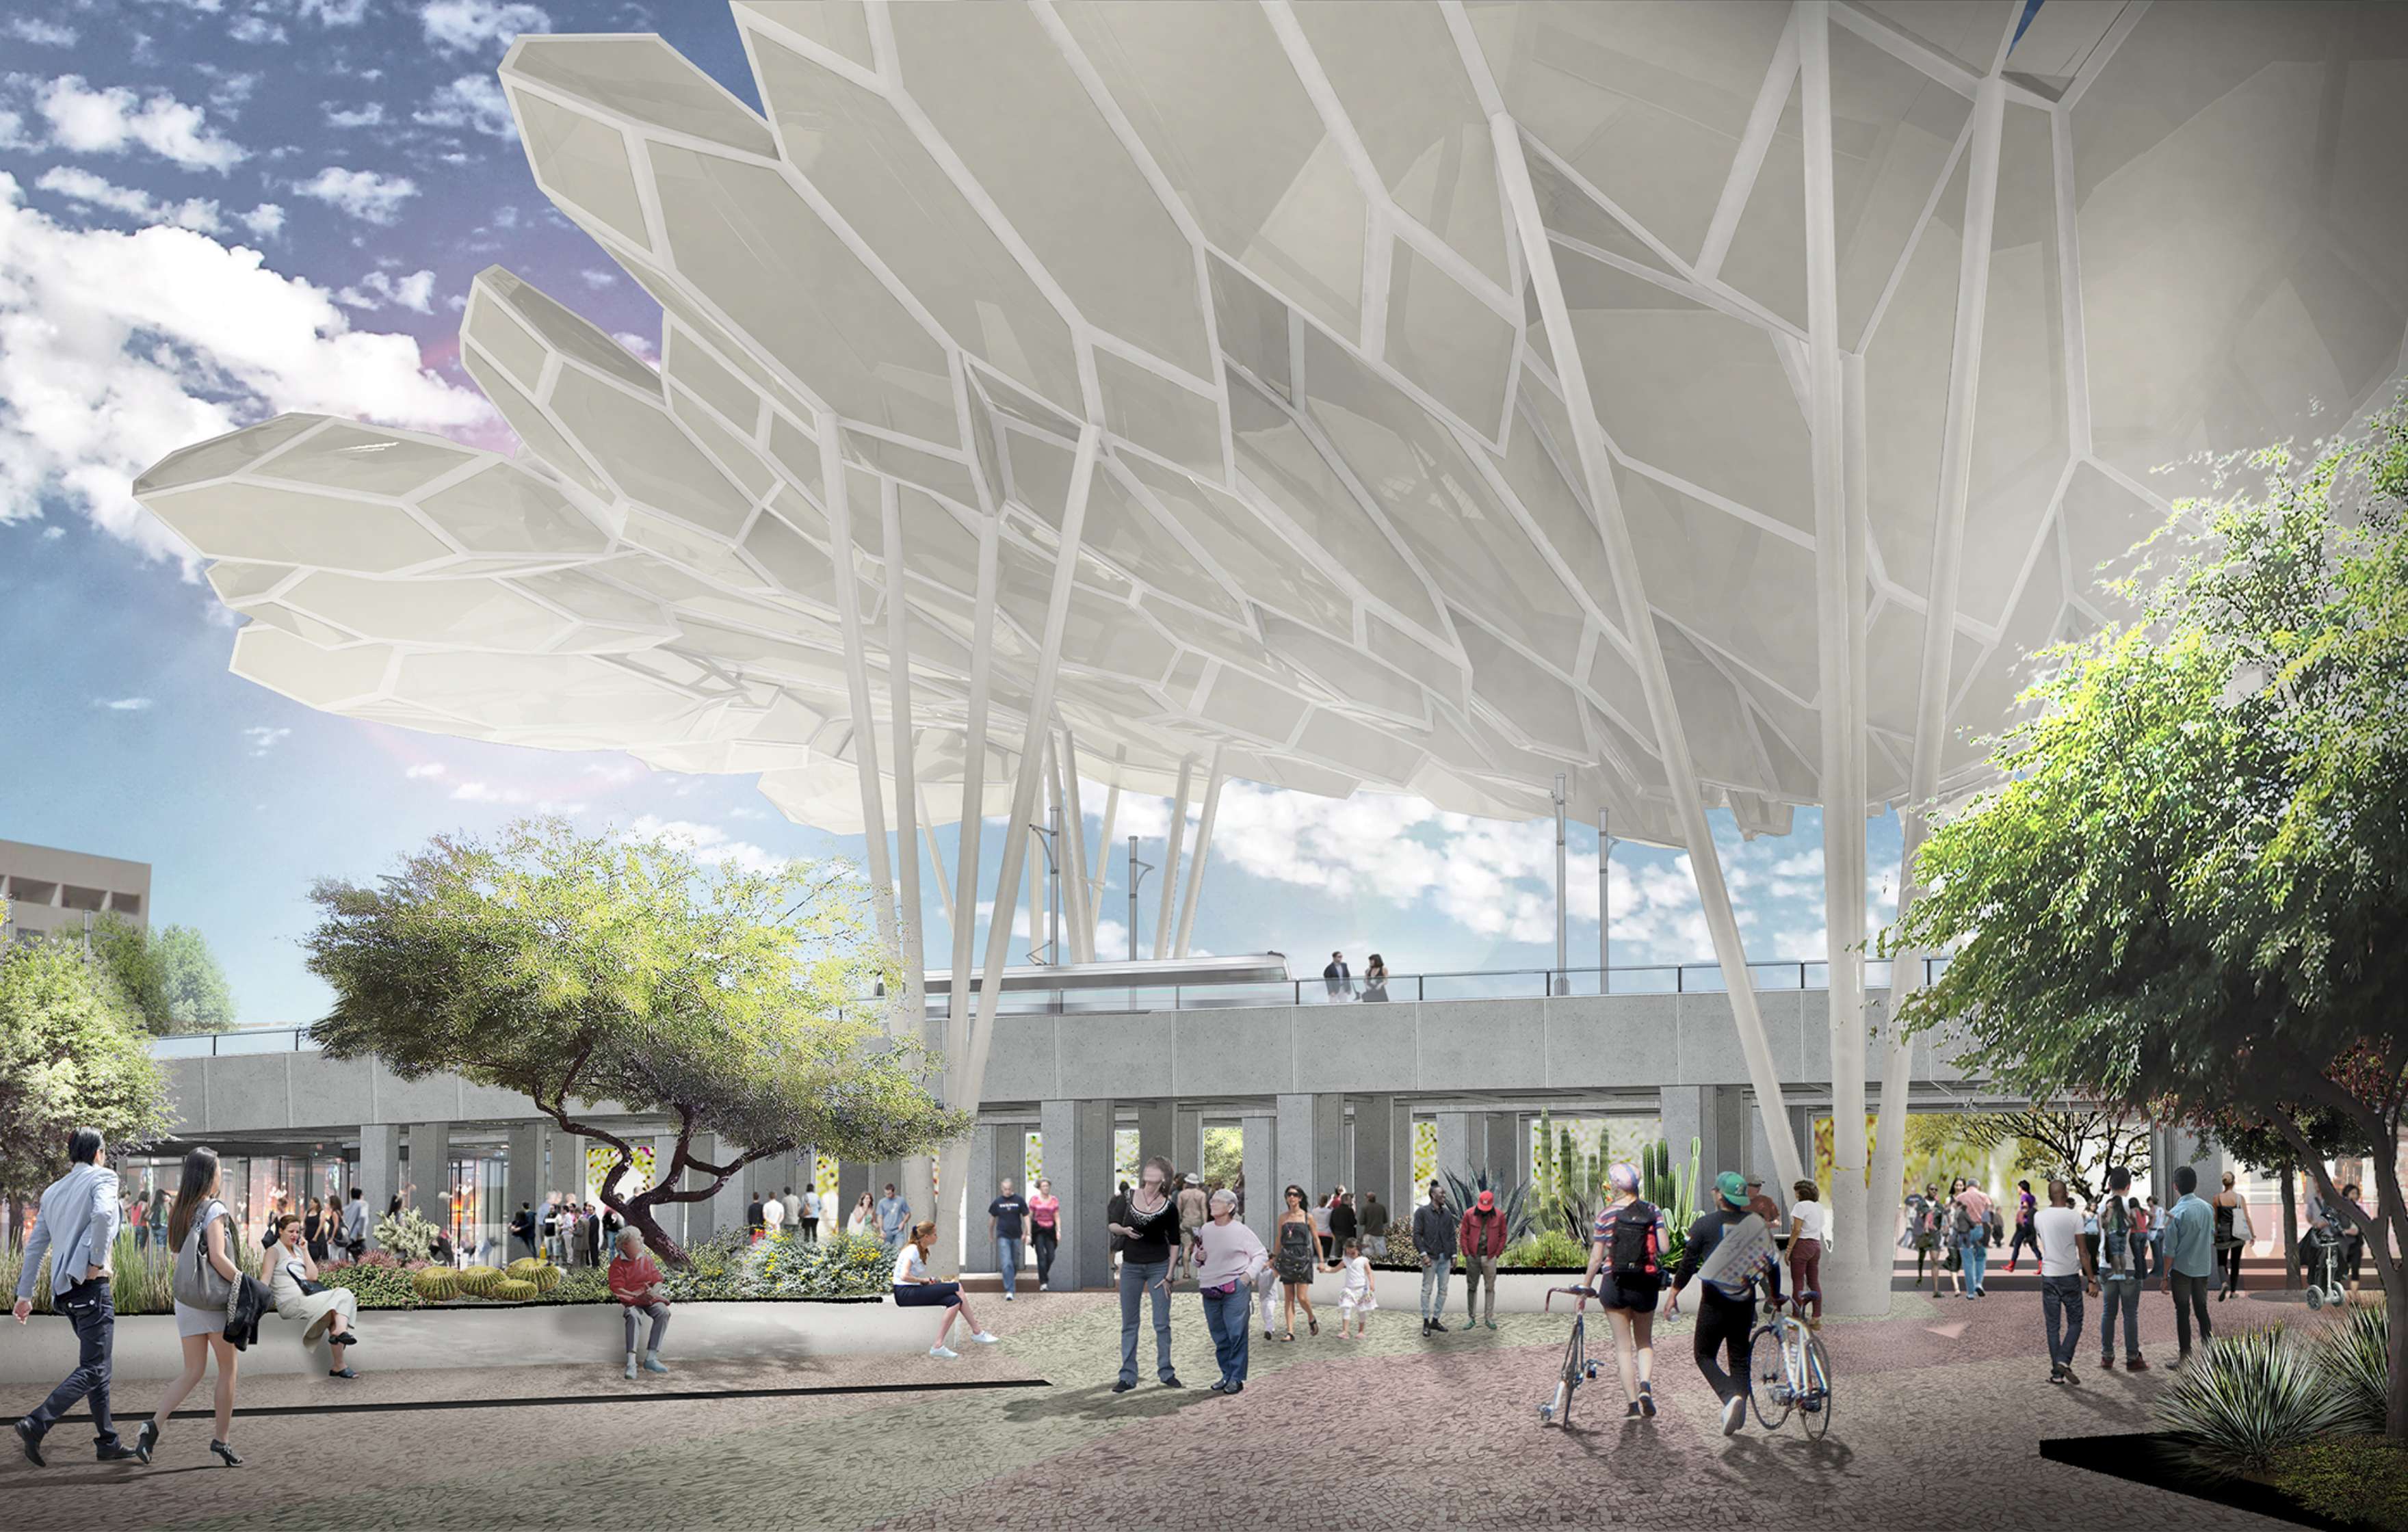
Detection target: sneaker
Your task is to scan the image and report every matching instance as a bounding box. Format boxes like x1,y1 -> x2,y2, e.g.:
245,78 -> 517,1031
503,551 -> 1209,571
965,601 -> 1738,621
970,1331 -> 999,1345
1225,1380 -> 1244,1395
1625,1401 -> 1644,1420
1429,1319 -> 1450,1333
623,1356 -> 638,1379
2126,1356 -> 2150,1372
2047,1366 -> 2065,1385
2062,1365 -> 2080,1386
1484,1319 -> 1498,1331
1209,1379 -> 1229,1393
642,1352 -> 669,1374
930,1345 -> 960,1360
1419,1319 -> 1431,1336
1004,1293 -> 1015,1302
1638,1384 -> 1658,1418
96,1442 -> 137,1462
1720,1395 -> 1747,1435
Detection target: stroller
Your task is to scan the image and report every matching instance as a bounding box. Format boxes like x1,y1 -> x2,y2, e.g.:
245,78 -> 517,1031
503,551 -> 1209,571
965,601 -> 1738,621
2303,1223 -> 2347,1310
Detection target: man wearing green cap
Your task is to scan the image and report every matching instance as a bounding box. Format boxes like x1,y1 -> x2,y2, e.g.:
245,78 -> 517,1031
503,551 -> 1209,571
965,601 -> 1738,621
1666,1171 -> 1766,1436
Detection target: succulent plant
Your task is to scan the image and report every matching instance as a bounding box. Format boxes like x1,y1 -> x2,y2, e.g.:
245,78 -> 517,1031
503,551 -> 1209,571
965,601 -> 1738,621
490,1278 -> 538,1302
410,1267 -> 460,1302
524,1263 -> 562,1293
506,1256 -> 543,1278
454,1265 -> 501,1297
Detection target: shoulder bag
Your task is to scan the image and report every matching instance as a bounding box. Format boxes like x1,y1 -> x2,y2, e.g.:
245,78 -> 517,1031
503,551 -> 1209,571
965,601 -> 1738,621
173,1200 -> 235,1310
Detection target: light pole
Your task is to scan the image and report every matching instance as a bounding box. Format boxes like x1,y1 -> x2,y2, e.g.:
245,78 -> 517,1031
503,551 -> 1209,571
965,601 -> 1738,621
1552,774 -> 1567,994
1028,819 -> 1058,965
1125,835 -> 1153,964
1598,806 -> 1610,992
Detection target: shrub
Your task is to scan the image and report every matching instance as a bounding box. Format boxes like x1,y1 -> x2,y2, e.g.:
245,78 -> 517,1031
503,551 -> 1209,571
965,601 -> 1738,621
454,1265 -> 501,1297
2157,1323 -> 2351,1476
2314,1305 -> 2390,1438
491,1278 -> 538,1301
1502,1228 -> 1589,1269
373,1209 -> 442,1263
527,1267 -> 612,1305
743,1230 -> 892,1298
324,1262 -> 421,1310
411,1267 -> 460,1302
2268,1437 -> 2408,1531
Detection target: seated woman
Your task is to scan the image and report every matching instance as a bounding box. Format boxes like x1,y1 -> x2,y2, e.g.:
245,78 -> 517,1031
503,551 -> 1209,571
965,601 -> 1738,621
267,1214 -> 362,1379
607,1227 -> 672,1379
892,1220 -> 998,1359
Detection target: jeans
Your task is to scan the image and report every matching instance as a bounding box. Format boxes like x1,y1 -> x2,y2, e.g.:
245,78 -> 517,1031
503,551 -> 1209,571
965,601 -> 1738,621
1118,1258 -> 1174,1385
1201,1284 -> 1251,1385
2221,1241 -> 2245,1293
1033,1226 -> 1058,1289
1463,1254 -> 1498,1324
1419,1259 -> 1451,1321
2170,1270 -> 2214,1354
2099,1277 -> 2143,1360
997,1235 -> 1019,1297
623,1302 -> 669,1354
25,1278 -> 116,1449
2041,1274 -> 2085,1368
1788,1238 -> 1824,1319
2009,1224 -> 2041,1267
1692,1289 -> 1753,1403
1961,1238 -> 1989,1291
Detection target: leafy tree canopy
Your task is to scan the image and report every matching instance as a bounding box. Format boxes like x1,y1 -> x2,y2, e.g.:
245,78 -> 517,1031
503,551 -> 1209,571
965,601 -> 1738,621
79,916 -> 238,1035
303,819 -> 967,1261
0,939 -> 170,1201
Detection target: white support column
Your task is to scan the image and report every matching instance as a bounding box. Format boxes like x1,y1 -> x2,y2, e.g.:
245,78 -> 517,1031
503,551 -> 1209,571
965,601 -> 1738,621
817,410 -> 895,955
1153,756 -> 1193,960
1059,727 -> 1095,962
917,782 -> 955,937
1495,112 -> 1803,1195
1867,74 -> 2006,1278
1801,1 -> 1875,1312
1087,756 -> 1121,954
1173,745 -> 1227,959
882,475 -> 936,1235
942,423 -> 1102,1280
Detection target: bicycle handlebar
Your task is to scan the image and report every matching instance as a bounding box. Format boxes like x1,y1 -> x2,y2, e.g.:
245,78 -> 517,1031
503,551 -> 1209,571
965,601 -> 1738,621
1543,1284 -> 1598,1312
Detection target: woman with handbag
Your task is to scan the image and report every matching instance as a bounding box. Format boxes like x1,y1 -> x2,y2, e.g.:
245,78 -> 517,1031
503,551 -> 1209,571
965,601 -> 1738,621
1187,1187 -> 1265,1393
268,1215 -> 361,1377
135,1146 -> 245,1466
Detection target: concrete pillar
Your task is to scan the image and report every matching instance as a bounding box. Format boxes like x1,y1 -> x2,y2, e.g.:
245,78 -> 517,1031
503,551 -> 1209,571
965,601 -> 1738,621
1240,1110 -> 1277,1245
713,1144 -> 750,1241
1176,1108 -> 1204,1178
1714,1087 -> 1751,1180
1041,1098 -> 1114,1289
964,1121 -> 997,1269
359,1124 -> 400,1250
681,1133 -> 718,1243
1478,1112 -> 1519,1183
838,1158 -> 868,1223
504,1122 -> 538,1245
1354,1096 -> 1398,1219
1134,1099 -> 1174,1174
1277,1092 -> 1344,1206
407,1122 -> 450,1228
1660,1086 -> 1709,1178
1437,1111 -> 1472,1187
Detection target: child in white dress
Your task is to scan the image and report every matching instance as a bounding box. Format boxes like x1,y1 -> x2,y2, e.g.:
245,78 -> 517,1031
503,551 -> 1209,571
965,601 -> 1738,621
1337,1239 -> 1375,1338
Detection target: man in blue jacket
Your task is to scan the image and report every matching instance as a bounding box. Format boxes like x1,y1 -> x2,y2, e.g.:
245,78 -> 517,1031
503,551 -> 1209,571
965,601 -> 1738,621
2160,1163 -> 2217,1364
12,1127 -> 134,1466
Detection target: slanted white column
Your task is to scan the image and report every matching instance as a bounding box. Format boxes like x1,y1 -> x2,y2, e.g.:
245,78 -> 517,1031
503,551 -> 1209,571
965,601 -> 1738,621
1495,113 -> 1803,1194
1173,745 -> 1227,959
1153,756 -> 1194,959
1088,756 -> 1121,955
816,410 -> 895,955
1868,75 -> 2006,1278
882,474 -> 937,1242
1058,727 -> 1095,962
918,783 -> 955,937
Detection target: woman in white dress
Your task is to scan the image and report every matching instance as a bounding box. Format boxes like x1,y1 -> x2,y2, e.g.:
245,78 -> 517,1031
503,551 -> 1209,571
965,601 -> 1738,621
846,1191 -> 876,1238
268,1214 -> 361,1377
135,1146 -> 245,1466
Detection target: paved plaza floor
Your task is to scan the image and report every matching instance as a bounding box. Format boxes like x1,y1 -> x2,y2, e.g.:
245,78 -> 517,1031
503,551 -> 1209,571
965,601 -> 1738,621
1,1284 -> 2320,1531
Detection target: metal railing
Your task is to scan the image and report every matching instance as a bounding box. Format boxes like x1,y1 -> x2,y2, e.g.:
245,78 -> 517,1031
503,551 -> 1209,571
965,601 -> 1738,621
149,955 -> 1953,1055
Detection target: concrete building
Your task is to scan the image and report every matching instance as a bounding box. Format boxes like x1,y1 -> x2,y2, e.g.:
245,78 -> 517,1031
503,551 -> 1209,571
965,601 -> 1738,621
1,838 -> 150,946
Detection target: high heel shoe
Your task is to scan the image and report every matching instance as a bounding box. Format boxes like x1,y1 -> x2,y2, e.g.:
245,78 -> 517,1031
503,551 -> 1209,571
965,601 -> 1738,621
133,1420 -> 158,1465
209,1439 -> 244,1467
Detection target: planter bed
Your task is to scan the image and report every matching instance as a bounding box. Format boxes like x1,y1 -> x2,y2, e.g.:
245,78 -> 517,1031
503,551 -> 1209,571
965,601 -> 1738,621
2041,1432 -> 2357,1531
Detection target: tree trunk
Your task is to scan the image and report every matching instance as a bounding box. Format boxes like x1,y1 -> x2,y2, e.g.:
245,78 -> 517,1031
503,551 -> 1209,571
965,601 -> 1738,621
612,1189 -> 686,1267
2281,1170 -> 2300,1289
2388,1269 -> 2408,1444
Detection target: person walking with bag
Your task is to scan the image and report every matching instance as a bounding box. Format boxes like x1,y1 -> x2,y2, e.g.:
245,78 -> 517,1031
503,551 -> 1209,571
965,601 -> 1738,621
1578,1161 -> 1668,1420
2094,1167 -> 2150,1372
11,1127 -> 133,1466
135,1146 -> 246,1466
1188,1189 -> 1265,1392
2213,1171 -> 2252,1300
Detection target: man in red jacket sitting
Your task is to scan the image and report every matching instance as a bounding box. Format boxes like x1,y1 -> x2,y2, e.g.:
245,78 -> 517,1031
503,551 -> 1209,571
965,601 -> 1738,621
1458,1190 -> 1510,1331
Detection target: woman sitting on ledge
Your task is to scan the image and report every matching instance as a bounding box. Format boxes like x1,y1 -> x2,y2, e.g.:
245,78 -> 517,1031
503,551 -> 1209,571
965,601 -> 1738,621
268,1215 -> 361,1379
893,1221 -> 997,1360
607,1228 -> 672,1379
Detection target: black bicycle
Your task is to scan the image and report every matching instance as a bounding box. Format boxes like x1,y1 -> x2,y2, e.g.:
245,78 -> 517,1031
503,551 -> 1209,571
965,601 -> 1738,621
1537,1286 -> 1601,1427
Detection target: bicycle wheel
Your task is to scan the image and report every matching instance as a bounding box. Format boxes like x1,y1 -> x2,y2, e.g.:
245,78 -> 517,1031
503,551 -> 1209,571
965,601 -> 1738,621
1746,1323 -> 1792,1431
1801,1334 -> 1834,1440
1558,1319 -> 1584,1429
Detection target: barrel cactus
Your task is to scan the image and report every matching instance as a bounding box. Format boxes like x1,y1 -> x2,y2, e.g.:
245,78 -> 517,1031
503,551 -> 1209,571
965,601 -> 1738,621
454,1265 -> 501,1297
524,1263 -> 562,1294
506,1256 -> 543,1279
411,1266 -> 460,1302
491,1278 -> 538,1302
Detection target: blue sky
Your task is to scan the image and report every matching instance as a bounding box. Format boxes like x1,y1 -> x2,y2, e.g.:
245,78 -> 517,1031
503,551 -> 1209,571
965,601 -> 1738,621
0,0 -> 1904,1026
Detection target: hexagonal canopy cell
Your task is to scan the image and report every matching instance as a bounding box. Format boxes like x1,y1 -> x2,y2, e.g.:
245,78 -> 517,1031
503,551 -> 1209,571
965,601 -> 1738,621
414,462 -> 612,558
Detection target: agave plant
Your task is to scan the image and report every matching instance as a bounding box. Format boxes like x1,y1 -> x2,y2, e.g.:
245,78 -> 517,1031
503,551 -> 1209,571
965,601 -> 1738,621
2311,1304 -> 2389,1437
1441,1165 -> 1532,1245
2158,1323 -> 2352,1476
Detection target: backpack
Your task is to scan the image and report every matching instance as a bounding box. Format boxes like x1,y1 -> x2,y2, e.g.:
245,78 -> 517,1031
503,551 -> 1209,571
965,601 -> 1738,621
1608,1200 -> 1660,1278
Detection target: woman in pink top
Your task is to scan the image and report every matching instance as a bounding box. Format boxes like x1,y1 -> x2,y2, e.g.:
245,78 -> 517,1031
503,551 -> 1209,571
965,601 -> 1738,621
1954,1180 -> 1995,1297
1029,1178 -> 1062,1293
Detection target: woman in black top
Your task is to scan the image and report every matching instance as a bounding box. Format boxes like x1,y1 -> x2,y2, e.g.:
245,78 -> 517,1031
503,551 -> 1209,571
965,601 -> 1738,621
1105,1157 -> 1183,1392
1329,1189 -> 1358,1252
1274,1185 -> 1325,1340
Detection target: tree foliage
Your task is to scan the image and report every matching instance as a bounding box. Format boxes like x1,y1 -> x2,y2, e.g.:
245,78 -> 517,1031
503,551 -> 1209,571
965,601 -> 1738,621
81,916 -> 237,1034
0,940 -> 170,1206
1889,401 -> 2408,1431
303,819 -> 968,1263
1953,1108 -> 2152,1206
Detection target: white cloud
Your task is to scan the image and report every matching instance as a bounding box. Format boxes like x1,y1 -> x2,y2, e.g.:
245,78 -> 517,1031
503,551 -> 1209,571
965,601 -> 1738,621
228,14 -> 287,44
238,202 -> 283,237
622,815 -> 785,876
404,762 -> 447,779
335,267 -> 436,314
92,696 -> 155,711
0,174 -> 493,566
446,779 -> 584,814
36,166 -> 228,233
578,268 -> 615,289
9,18 -> 79,46
0,112 -> 31,151
34,76 -> 248,172
323,103 -> 385,129
611,330 -> 657,368
419,0 -> 549,55
242,724 -> 291,755
291,166 -> 417,224
300,0 -> 371,24
414,75 -> 514,139
449,780 -> 503,802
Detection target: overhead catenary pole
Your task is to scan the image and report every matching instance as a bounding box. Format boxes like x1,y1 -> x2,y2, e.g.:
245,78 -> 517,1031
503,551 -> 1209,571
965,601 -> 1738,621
1153,756 -> 1194,960
1126,836 -> 1151,963
1869,72 -> 2008,1277
1058,727 -> 1095,962
816,408 -> 895,956
1495,111 -> 1803,1195
1173,744 -> 1227,959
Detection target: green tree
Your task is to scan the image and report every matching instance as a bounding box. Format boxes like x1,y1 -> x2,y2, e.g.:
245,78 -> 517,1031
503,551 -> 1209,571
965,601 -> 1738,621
2208,1107 -> 2364,1290
1953,1107 -> 2153,1207
1890,403 -> 2408,1434
83,914 -> 167,1031
0,940 -> 170,1242
302,819 -> 968,1264
153,927 -> 237,1033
